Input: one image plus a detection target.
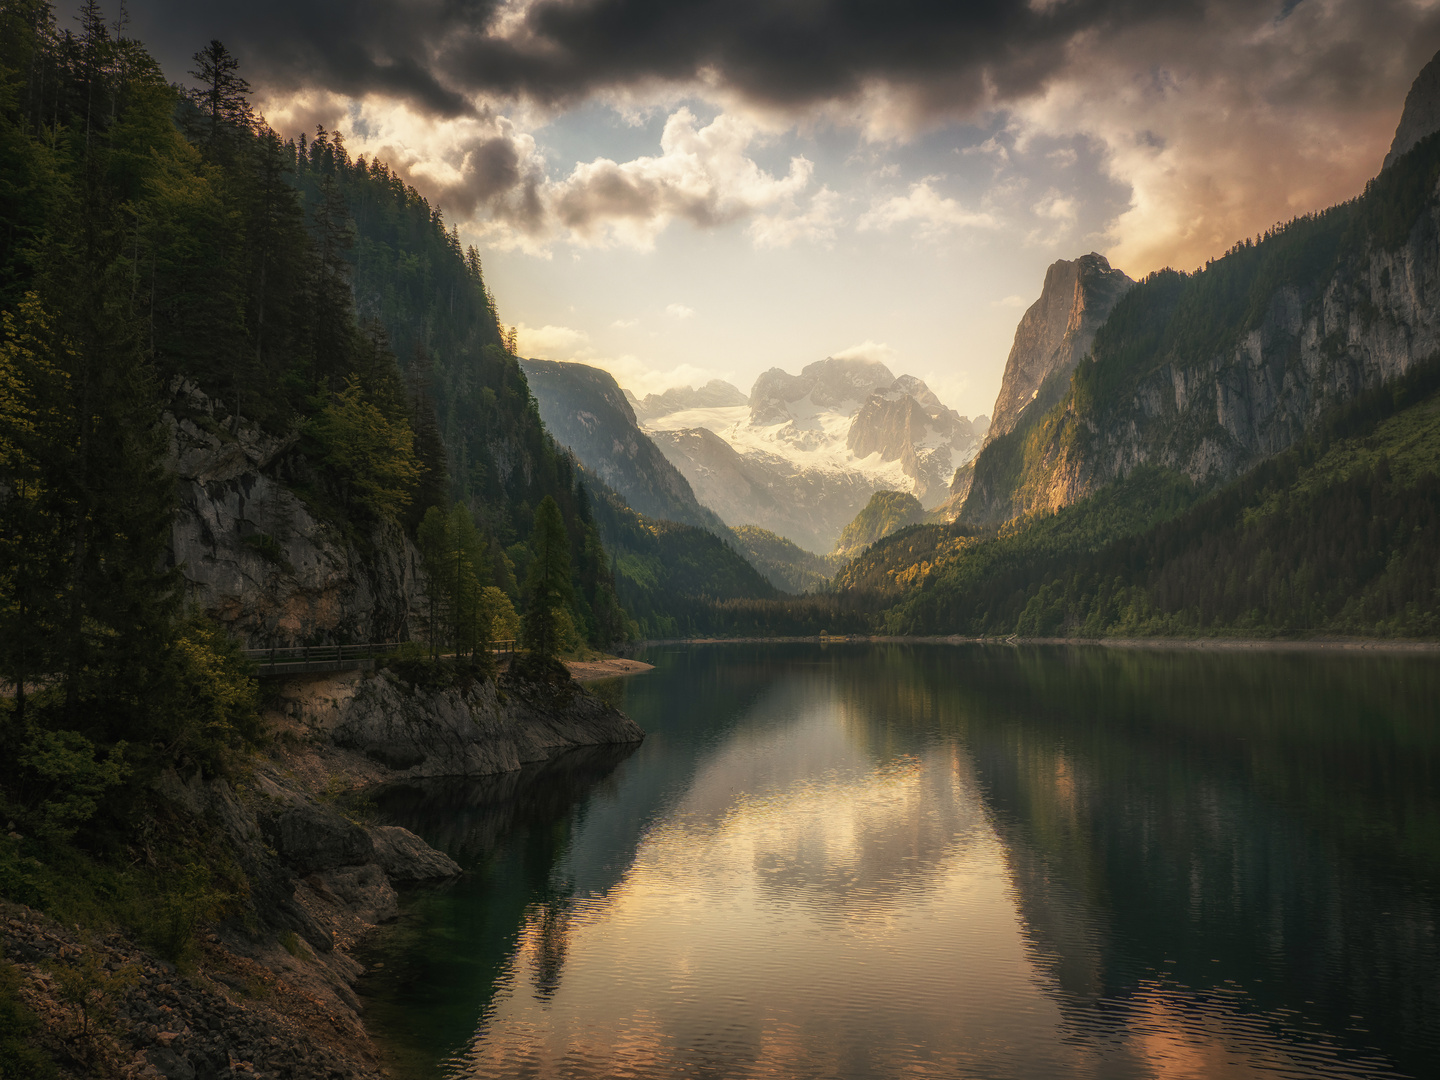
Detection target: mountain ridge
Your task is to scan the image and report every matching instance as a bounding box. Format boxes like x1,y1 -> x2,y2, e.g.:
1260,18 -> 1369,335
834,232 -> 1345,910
519,358 -> 729,536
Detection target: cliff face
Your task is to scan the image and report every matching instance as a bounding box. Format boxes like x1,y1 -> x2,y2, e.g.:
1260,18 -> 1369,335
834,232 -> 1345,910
520,359 -> 727,533
964,138 -> 1440,527
166,381 -> 426,648
847,381 -> 985,503
985,253 -> 1133,443
1385,48 -> 1440,169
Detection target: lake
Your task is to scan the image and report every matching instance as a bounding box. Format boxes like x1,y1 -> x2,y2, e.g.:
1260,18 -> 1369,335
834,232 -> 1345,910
358,642 -> 1440,1079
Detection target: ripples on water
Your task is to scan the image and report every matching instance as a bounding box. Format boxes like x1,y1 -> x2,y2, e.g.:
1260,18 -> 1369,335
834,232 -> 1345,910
360,643 -> 1440,1079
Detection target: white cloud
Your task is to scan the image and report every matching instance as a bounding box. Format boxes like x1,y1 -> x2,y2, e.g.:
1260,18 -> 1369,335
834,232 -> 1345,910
991,295 -> 1027,308
550,107 -> 818,249
1033,190 -> 1077,222
515,322 -> 592,359
611,317 -> 639,329
1005,1 -> 1439,275
832,340 -> 896,365
665,303 -> 696,319
858,180 -> 996,238
585,357 -> 739,398
749,186 -> 843,248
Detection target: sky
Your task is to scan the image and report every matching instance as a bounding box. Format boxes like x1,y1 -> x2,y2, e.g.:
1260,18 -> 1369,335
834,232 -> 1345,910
125,0 -> 1440,419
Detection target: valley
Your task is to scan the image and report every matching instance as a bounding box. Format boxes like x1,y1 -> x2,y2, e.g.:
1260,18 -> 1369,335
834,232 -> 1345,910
3,5 -> 1440,1080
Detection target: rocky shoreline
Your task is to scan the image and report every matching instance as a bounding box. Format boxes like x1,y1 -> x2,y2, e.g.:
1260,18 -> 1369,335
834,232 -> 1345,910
2,667 -> 642,1079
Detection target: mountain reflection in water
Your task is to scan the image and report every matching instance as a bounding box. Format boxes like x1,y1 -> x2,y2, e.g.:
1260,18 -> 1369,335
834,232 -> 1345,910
359,643 -> 1440,1080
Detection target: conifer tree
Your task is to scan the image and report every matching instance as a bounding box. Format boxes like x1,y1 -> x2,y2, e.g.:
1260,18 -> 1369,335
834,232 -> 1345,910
187,39 -> 252,148
520,495 -> 573,668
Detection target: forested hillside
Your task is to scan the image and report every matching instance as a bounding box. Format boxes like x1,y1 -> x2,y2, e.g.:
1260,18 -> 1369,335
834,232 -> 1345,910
880,360 -> 1440,637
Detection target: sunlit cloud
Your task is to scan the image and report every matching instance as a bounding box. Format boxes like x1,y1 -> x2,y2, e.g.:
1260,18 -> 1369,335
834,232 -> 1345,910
665,303 -> 696,320
858,180 -> 997,238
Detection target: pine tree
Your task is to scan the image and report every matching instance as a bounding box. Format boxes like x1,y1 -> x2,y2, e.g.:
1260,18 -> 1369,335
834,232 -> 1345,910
520,495 -> 573,671
187,39 -> 252,149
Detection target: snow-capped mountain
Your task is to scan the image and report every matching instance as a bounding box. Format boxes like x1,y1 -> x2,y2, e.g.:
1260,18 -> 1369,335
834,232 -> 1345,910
639,357 -> 988,553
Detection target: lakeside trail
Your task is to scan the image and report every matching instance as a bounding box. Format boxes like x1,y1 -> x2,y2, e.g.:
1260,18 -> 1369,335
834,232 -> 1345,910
622,635 -> 1440,654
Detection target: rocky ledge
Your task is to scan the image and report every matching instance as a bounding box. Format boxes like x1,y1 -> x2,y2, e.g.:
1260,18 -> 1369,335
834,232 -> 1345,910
1,666 -> 642,1079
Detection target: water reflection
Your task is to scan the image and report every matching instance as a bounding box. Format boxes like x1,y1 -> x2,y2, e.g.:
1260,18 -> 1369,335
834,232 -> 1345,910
361,644 -> 1440,1079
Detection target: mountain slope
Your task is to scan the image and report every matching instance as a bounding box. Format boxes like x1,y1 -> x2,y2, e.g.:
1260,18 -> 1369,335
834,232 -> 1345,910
964,129 -> 1440,529
835,491 -> 926,557
584,481 -> 779,638
729,525 -> 838,593
519,358 -> 727,534
884,362 -> 1440,637
649,424 -> 878,554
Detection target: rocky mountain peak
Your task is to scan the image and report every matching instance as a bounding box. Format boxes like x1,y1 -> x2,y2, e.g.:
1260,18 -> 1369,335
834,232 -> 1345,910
984,252 -> 1133,443
1384,48 -> 1440,170
748,356 -> 896,424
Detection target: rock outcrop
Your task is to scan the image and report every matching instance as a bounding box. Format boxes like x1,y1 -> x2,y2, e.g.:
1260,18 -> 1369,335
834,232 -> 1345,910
305,668 -> 646,778
985,254 -> 1133,444
964,123 -> 1440,526
847,380 -> 986,502
1385,48 -> 1440,169
165,380 -> 426,648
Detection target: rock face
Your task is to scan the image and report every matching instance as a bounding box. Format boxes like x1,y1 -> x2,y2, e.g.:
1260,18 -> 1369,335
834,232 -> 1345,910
964,131 -> 1440,526
1385,48 -> 1440,169
847,381 -> 986,502
749,356 -> 895,422
320,669 -> 645,778
631,379 -> 748,422
985,253 -> 1134,443
368,825 -> 463,880
519,359 -> 727,533
641,358 -> 987,551
166,380 -> 426,648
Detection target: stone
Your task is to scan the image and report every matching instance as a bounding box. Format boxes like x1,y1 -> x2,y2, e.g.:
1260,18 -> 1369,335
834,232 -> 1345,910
367,826 -> 462,881
262,804 -> 374,874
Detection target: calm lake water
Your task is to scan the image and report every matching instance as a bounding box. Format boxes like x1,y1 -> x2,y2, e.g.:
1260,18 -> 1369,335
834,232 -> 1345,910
358,643 -> 1440,1079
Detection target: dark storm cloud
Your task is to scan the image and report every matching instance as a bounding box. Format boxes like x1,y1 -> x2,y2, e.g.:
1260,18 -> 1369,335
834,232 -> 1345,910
125,0 -> 1206,119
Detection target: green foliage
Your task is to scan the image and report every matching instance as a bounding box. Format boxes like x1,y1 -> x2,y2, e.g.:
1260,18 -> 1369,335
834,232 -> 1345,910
521,496 -> 574,662
729,525 -> 837,594
13,728 -> 129,843
48,946 -> 138,1033
417,502 -> 513,665
307,375 -> 422,521
0,952 -> 56,1080
879,365 -> 1440,639
835,490 -> 926,556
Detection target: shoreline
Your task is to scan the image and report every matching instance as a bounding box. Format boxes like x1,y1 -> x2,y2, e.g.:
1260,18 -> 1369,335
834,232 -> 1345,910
565,656 -> 657,681
621,634 -> 1440,654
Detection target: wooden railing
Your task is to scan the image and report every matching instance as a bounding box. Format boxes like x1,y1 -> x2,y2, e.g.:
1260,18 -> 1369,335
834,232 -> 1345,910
244,640 -> 519,676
